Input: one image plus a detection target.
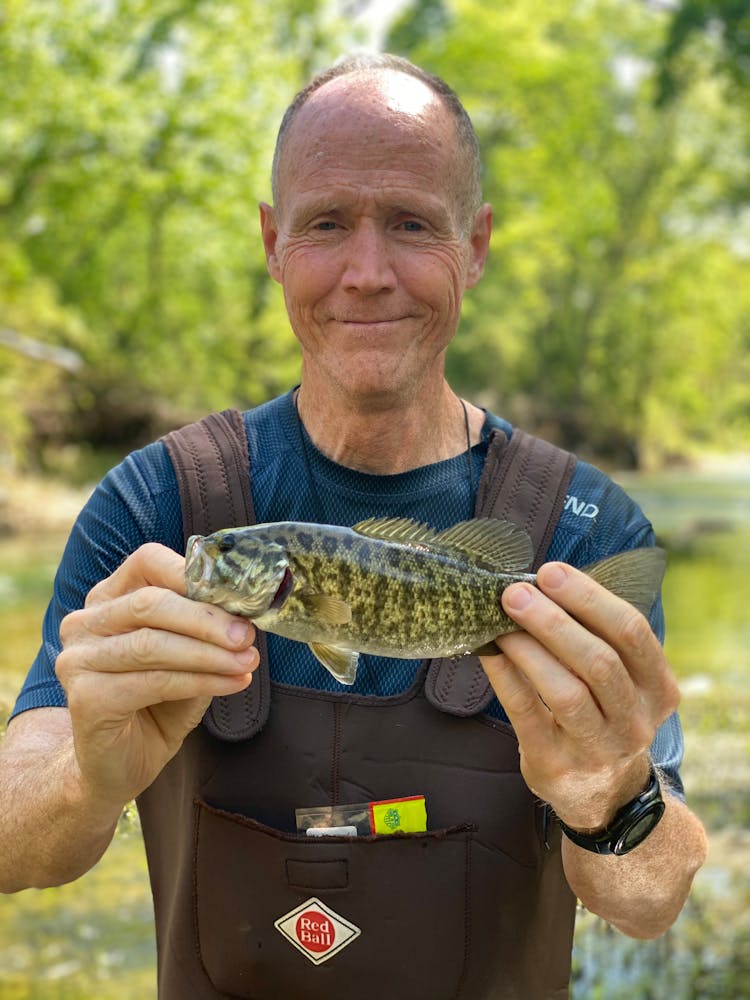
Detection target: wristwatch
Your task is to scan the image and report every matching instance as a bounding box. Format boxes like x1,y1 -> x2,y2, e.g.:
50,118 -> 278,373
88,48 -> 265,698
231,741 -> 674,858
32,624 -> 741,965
556,764 -> 665,856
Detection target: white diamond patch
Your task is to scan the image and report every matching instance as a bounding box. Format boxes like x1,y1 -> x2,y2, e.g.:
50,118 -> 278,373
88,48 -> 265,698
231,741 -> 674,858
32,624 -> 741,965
274,897 -> 361,965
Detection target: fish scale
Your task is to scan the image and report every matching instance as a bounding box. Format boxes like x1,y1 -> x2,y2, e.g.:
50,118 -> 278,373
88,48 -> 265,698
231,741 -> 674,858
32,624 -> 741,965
185,516 -> 667,686
280,530 -> 510,648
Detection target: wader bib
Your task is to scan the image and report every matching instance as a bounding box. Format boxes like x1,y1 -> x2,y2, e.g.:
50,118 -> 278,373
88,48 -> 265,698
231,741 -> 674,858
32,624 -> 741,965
137,411 -> 577,999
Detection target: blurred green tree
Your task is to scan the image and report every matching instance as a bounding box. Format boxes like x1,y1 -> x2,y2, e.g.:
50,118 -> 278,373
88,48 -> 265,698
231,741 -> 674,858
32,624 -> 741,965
389,0 -> 750,465
2,0 -> 748,470
0,0 -> 351,467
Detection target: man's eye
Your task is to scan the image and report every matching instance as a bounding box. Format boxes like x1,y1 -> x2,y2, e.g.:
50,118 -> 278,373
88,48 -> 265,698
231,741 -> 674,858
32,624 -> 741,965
401,220 -> 424,232
315,220 -> 338,231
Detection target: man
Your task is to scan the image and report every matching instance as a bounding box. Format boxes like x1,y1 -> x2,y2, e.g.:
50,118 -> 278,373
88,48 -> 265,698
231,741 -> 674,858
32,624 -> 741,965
0,54 -> 706,999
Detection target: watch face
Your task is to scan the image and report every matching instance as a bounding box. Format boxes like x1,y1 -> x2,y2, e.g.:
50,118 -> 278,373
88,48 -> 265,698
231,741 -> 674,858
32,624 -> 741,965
614,802 -> 666,855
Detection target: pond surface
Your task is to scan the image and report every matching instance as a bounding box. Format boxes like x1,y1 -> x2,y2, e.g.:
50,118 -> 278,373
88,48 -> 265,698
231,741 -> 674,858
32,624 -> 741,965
0,464 -> 748,999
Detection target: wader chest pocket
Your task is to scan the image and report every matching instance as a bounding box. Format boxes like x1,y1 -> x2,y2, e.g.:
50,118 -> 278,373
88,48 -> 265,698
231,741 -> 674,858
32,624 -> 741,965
194,799 -> 475,1000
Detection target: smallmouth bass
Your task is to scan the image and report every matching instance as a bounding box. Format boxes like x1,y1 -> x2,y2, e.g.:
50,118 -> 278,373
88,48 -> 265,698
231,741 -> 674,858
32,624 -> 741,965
185,516 -> 666,685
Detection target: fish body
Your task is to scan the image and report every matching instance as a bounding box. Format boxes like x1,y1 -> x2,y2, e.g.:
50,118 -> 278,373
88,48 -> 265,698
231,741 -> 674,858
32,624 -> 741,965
185,516 -> 666,685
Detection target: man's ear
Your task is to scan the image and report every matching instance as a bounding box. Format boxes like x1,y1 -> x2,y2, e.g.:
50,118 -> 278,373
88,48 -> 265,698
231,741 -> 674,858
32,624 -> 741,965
259,202 -> 282,283
465,203 -> 492,289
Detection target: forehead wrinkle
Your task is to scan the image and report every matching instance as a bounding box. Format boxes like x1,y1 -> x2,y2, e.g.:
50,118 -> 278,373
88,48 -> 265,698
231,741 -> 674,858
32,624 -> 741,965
279,147 -> 465,240
289,113 -> 445,177
288,183 -> 456,231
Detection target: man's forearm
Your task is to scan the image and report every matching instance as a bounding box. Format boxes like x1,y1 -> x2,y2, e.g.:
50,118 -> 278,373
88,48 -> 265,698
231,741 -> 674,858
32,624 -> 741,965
561,791 -> 708,939
0,709 -> 121,893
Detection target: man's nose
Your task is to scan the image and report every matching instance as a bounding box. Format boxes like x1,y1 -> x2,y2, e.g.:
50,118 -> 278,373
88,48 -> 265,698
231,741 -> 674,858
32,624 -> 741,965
341,223 -> 397,293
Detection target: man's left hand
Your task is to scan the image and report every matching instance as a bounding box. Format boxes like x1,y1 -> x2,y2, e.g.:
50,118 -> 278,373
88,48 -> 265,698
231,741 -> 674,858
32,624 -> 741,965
479,560 -> 681,832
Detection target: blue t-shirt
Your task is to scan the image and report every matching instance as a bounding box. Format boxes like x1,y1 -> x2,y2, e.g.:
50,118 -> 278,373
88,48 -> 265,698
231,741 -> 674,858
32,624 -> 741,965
11,390 -> 685,792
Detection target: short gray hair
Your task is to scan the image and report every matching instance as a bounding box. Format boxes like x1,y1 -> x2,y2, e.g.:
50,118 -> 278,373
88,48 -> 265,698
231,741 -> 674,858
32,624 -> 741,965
271,53 -> 482,224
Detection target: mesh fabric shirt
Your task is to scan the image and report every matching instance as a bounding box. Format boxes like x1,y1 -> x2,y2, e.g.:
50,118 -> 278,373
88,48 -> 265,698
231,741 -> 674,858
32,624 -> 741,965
11,390 -> 685,793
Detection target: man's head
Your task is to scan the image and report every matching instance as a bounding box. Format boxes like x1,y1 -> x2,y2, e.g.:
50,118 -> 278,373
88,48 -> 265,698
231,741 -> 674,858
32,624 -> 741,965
271,53 -> 483,233
260,54 -> 492,408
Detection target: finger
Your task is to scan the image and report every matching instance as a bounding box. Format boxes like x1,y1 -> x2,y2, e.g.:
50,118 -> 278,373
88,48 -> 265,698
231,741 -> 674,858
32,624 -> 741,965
500,579 -> 637,726
56,627 -> 259,685
63,586 -> 256,653
86,543 -> 188,605
534,562 -> 680,711
479,647 -> 552,737
500,630 -> 617,748
63,661 -> 255,720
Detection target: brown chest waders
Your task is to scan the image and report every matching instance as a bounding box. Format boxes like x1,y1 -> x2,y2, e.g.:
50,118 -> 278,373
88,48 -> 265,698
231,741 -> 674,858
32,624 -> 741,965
136,410 -> 577,1000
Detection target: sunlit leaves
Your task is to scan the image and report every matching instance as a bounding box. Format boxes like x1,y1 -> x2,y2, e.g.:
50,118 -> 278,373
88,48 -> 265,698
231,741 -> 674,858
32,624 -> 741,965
389,0 -> 750,464
0,0 -> 343,462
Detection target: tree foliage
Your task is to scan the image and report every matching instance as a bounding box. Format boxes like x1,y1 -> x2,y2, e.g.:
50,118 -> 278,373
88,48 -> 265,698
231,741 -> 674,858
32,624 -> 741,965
1,0 -> 748,471
0,0 -> 349,465
657,0 -> 750,101
388,0 -> 750,464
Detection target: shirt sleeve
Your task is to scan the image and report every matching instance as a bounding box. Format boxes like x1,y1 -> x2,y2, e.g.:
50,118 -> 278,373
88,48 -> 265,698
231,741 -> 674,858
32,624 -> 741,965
8,442 -> 182,722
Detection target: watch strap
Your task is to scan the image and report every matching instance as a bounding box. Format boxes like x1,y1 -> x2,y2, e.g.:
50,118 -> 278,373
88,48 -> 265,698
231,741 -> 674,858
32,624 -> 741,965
557,763 -> 665,856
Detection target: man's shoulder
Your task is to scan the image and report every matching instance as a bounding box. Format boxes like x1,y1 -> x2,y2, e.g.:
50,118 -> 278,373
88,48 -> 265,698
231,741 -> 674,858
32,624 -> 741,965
484,414 -> 654,561
552,457 -> 654,565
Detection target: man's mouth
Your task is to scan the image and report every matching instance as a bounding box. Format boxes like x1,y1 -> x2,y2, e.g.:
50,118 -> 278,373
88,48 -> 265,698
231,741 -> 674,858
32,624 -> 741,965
336,315 -> 412,330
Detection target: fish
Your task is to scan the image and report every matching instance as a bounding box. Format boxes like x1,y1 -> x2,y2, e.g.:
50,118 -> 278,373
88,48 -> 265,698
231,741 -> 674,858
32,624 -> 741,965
184,517 -> 667,686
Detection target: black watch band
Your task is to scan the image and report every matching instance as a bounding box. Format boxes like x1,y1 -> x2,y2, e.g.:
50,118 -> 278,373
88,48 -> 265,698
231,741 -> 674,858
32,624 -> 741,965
557,764 -> 665,856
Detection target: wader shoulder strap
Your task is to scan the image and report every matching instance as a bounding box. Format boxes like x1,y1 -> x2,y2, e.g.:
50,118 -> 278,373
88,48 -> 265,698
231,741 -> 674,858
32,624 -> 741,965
162,409 -> 271,741
424,428 -> 576,717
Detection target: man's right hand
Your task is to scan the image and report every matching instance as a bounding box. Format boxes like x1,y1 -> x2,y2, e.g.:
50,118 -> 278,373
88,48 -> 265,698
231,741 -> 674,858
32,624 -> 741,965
55,542 -> 259,809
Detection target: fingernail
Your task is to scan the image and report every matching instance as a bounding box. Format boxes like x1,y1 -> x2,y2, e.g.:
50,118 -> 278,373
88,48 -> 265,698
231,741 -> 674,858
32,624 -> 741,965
504,584 -> 533,612
542,564 -> 567,589
234,647 -> 258,668
227,619 -> 250,645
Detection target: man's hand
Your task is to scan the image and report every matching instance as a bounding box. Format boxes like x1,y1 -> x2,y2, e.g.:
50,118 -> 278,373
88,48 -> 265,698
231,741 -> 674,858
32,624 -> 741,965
56,543 -> 259,809
480,560 -> 681,831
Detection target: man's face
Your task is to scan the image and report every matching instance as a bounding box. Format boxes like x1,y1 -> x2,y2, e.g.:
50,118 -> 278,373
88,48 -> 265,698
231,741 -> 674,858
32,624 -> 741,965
260,71 -> 491,408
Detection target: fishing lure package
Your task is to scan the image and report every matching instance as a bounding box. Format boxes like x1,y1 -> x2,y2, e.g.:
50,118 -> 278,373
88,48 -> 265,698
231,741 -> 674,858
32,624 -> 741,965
296,796 -> 427,837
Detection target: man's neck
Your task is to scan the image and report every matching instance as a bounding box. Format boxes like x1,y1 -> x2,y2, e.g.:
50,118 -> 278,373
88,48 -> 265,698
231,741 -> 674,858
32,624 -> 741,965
294,379 -> 485,475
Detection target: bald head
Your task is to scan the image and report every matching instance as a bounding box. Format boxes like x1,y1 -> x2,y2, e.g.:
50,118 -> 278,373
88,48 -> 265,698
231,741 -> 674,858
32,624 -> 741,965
271,54 -> 482,230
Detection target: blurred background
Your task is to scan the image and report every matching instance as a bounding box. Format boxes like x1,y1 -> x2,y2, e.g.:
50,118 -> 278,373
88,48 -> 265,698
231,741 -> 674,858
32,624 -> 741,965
0,0 -> 748,996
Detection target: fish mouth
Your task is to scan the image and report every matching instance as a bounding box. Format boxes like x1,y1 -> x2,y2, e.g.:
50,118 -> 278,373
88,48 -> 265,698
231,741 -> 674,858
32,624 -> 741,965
185,536 -> 214,592
269,566 -> 294,611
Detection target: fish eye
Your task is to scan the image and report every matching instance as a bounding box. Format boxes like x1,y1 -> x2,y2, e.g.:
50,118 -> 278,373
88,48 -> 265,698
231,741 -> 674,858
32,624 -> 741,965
218,533 -> 236,553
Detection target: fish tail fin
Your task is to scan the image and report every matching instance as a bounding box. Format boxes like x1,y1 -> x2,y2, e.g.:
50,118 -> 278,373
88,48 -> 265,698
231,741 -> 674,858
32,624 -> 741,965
583,547 -> 667,618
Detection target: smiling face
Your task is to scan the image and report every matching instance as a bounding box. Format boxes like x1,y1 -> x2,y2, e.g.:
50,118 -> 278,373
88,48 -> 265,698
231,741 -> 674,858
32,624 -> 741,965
260,70 -> 491,409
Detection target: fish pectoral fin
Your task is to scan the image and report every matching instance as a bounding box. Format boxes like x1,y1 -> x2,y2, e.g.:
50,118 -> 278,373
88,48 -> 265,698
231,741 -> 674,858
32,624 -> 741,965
309,643 -> 359,685
582,547 -> 667,617
434,518 -> 533,572
299,593 -> 352,626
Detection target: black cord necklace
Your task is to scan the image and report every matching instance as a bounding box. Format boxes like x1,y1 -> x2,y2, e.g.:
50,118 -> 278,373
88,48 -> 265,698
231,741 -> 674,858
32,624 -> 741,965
292,387 -> 475,522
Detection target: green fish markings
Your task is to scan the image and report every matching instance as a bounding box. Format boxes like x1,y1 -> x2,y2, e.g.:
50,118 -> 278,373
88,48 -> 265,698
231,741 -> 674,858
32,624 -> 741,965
184,517 -> 666,686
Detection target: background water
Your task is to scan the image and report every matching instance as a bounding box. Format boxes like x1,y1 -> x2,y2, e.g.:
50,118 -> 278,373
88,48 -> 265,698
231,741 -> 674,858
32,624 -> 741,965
570,462 -> 750,999
0,464 -> 748,999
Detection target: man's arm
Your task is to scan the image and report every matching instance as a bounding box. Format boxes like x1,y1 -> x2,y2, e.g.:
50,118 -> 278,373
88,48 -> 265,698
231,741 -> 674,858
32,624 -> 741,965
480,561 -> 707,938
0,544 -> 259,894
560,786 -> 706,938
0,708 -> 121,891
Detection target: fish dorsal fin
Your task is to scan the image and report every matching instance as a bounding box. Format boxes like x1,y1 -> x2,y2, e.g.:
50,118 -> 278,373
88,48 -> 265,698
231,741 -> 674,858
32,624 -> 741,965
352,517 -> 440,548
353,515 -> 533,572
434,518 -> 534,572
